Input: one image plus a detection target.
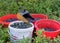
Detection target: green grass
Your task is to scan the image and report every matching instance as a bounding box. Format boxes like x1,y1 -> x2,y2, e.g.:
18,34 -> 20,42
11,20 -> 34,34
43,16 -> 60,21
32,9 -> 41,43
0,0 -> 60,21
0,0 -> 60,43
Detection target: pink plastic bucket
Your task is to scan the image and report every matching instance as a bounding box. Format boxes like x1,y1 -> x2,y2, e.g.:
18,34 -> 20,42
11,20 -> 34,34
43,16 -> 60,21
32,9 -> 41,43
31,14 -> 48,24
35,19 -> 60,38
0,14 -> 18,27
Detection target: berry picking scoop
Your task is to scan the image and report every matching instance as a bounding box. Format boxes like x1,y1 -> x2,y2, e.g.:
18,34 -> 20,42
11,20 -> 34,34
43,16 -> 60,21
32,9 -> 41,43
17,13 -> 29,23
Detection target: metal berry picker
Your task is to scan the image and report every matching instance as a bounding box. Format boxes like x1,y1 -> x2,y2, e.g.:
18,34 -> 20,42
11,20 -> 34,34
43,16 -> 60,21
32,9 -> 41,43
17,9 -> 34,22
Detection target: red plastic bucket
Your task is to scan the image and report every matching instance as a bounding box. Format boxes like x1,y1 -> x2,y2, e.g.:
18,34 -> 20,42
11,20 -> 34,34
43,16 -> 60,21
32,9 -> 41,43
0,14 -> 18,27
31,14 -> 48,24
35,19 -> 60,38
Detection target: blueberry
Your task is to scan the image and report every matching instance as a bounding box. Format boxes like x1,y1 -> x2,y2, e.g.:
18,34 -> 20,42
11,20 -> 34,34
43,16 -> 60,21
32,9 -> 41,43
18,26 -> 21,28
4,18 -> 18,22
25,26 -> 29,28
10,25 -> 14,27
44,28 -> 54,31
5,20 -> 12,22
14,23 -> 17,26
10,24 -> 16,28
19,23 -> 21,26
14,26 -> 16,28
27,18 -> 40,22
23,25 -> 27,28
10,22 -> 32,29
16,23 -> 19,25
35,18 -> 40,20
10,18 -> 18,21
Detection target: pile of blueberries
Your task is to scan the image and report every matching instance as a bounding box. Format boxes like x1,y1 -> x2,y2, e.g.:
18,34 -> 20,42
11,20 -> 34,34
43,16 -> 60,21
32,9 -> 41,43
44,28 -> 55,31
10,22 -> 32,29
4,18 -> 40,23
27,18 -> 40,22
4,18 -> 18,22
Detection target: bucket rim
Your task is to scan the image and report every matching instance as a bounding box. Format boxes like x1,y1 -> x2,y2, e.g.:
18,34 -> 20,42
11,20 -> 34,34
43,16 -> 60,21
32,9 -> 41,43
8,21 -> 34,31
35,19 -> 60,32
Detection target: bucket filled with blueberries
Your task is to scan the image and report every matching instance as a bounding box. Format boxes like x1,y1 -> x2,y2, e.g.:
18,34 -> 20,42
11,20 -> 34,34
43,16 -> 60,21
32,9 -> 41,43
8,21 -> 34,43
35,19 -> 60,39
0,14 -> 18,27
